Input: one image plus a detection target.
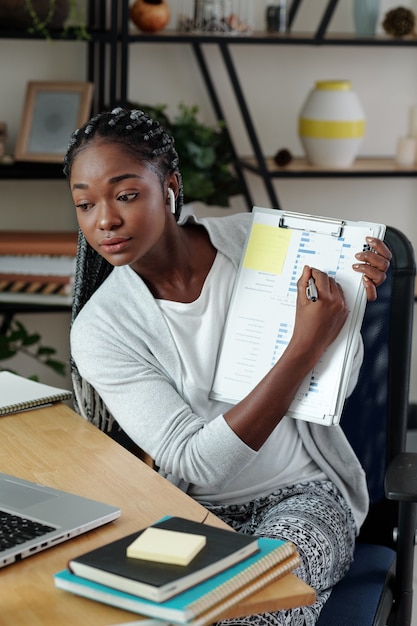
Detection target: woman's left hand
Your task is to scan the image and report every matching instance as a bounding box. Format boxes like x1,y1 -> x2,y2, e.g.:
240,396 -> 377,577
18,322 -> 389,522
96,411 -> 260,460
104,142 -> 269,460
353,237 -> 392,302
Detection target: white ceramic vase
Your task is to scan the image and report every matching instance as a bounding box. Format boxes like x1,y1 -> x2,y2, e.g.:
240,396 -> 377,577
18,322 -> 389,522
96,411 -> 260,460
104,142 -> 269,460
298,80 -> 365,168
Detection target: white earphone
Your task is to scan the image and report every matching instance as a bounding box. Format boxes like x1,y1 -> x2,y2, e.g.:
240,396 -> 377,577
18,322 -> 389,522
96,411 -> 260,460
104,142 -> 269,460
168,188 -> 176,214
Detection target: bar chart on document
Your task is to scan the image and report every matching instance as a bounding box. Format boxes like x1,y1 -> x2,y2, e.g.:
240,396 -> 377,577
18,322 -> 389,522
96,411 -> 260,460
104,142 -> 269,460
211,208 -> 385,425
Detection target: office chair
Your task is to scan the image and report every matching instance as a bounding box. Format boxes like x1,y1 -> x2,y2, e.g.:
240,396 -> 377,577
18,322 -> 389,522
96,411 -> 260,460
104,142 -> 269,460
317,225 -> 417,626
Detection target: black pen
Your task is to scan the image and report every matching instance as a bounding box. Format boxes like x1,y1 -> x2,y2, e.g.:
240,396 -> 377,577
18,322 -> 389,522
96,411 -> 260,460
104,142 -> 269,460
306,277 -> 318,302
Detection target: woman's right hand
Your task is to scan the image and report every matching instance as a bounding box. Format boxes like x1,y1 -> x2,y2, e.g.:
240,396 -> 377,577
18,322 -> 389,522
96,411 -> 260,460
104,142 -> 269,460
224,265 -> 349,451
290,265 -> 349,366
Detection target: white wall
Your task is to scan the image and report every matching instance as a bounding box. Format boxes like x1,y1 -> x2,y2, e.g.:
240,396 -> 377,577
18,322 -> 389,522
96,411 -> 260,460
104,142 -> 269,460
1,0 -> 417,398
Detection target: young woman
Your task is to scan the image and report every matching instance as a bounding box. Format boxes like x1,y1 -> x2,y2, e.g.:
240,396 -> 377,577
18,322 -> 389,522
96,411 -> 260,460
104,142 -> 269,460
64,108 -> 391,625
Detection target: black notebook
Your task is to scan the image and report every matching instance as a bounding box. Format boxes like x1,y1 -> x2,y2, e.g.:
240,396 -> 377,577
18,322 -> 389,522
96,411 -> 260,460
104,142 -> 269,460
68,516 -> 259,602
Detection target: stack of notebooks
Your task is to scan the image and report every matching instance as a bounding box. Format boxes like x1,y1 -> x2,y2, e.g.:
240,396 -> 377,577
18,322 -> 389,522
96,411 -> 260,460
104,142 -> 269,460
0,230 -> 78,305
54,516 -> 302,625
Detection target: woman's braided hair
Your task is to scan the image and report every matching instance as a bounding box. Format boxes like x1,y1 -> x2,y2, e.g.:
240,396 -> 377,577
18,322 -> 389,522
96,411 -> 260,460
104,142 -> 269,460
63,107 -> 183,218
66,108 -> 184,431
67,106 -> 185,322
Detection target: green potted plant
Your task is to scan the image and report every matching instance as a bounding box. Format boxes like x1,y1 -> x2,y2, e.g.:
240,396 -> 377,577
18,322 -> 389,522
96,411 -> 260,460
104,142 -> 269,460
133,102 -> 244,207
0,317 -> 66,379
0,0 -> 88,40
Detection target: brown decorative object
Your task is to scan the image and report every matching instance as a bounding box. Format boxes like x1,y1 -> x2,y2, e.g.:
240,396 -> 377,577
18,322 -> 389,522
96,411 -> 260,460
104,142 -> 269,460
274,148 -> 293,168
382,6 -> 415,38
0,0 -> 70,31
130,0 -> 170,33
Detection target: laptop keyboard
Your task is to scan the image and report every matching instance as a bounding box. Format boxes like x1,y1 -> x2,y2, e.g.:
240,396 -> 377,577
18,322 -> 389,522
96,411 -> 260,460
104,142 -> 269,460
0,509 -> 55,551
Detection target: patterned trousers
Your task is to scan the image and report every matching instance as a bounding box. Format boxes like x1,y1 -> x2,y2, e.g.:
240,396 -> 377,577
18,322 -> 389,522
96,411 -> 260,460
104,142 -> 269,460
202,480 -> 357,626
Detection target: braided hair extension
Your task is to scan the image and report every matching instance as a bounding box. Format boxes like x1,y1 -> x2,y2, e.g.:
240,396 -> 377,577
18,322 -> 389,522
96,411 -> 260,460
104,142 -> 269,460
66,107 -> 183,432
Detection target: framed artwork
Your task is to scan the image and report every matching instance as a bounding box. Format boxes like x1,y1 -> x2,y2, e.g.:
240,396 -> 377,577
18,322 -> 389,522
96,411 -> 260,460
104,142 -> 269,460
14,81 -> 93,163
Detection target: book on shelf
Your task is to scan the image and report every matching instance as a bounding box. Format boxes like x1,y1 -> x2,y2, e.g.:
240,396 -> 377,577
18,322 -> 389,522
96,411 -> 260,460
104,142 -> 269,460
0,231 -> 77,301
55,536 -> 301,625
0,272 -> 74,297
0,371 -> 72,416
210,207 -> 386,427
0,231 -> 78,256
67,516 -> 260,602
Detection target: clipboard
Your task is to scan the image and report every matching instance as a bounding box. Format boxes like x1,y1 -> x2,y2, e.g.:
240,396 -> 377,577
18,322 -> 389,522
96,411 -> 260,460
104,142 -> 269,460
210,207 -> 386,426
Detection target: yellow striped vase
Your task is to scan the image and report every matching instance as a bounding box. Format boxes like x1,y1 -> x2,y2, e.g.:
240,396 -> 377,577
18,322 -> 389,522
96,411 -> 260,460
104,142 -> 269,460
298,80 -> 365,167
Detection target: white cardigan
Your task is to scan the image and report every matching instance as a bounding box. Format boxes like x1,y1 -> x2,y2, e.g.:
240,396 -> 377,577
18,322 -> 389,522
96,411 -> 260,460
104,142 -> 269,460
71,211 -> 369,532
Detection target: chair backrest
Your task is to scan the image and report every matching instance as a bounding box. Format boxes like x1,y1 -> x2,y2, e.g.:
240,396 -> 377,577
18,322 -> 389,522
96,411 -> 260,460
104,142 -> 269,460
340,226 -> 415,548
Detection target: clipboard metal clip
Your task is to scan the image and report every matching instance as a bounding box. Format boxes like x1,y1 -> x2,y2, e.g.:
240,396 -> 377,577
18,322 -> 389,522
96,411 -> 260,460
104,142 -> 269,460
278,212 -> 345,237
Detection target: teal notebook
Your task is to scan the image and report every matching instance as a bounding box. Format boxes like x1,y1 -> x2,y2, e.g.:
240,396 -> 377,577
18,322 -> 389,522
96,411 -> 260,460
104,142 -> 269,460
54,537 -> 299,625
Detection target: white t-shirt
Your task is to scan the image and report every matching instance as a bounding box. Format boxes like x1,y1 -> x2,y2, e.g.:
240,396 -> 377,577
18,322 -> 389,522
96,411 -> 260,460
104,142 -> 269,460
157,251 -> 330,504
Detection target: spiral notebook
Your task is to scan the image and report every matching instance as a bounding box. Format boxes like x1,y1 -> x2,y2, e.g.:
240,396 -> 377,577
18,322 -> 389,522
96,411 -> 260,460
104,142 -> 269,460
0,371 -> 72,416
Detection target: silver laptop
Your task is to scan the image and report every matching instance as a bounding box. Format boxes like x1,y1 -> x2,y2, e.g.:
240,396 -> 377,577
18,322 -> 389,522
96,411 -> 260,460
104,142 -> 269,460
0,472 -> 121,567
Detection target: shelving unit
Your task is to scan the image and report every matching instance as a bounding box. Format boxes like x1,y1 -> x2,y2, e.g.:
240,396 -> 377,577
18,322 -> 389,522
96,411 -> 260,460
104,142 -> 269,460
1,0 -> 417,205
108,0 -> 417,209
0,0 -> 125,182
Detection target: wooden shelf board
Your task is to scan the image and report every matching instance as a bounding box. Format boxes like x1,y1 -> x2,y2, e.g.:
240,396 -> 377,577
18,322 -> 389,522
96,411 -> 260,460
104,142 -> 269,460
127,30 -> 417,47
241,157 -> 417,177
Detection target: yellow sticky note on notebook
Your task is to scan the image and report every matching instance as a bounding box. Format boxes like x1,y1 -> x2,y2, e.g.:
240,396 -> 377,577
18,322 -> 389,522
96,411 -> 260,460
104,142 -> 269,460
126,527 -> 207,566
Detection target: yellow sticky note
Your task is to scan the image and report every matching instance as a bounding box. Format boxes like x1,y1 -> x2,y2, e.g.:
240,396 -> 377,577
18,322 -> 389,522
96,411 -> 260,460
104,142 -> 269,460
126,527 -> 207,566
243,223 -> 291,274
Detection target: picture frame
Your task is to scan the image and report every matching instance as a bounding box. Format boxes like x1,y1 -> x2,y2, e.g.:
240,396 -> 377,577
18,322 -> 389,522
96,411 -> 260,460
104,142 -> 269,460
15,81 -> 94,163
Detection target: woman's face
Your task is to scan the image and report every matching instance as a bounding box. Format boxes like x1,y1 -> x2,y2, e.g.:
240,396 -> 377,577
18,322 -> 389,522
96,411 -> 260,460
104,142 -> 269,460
70,140 -> 175,271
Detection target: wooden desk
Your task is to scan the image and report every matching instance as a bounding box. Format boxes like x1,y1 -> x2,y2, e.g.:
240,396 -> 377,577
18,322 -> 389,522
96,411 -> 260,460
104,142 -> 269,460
0,404 -> 315,625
